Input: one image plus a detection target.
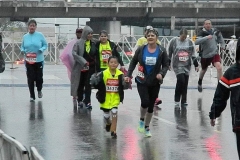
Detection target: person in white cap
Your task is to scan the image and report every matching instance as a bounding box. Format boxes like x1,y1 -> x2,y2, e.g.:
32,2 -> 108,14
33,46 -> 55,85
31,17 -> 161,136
134,26 -> 162,107
226,35 -> 237,62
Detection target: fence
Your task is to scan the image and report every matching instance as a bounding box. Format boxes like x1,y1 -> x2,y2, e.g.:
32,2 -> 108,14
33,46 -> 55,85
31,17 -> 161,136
0,31 -> 236,70
30,147 -> 44,160
0,129 -> 44,160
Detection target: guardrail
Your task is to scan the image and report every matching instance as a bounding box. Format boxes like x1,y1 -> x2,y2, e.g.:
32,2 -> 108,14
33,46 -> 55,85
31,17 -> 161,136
0,129 -> 44,160
0,130 -> 29,160
30,147 -> 44,160
0,31 -> 236,70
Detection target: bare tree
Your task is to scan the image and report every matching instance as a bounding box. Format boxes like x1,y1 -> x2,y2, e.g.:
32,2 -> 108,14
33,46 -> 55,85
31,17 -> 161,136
0,18 -> 27,32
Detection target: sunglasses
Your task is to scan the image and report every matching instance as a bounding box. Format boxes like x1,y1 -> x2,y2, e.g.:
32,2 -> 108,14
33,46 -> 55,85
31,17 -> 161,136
146,28 -> 159,36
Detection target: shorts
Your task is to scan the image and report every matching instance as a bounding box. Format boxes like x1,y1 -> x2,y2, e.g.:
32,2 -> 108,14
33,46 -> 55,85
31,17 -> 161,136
201,54 -> 221,70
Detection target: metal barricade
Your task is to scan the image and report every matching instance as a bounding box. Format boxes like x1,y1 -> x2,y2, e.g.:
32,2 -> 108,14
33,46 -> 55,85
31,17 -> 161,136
0,130 -> 29,160
30,147 -> 44,160
1,31 -> 235,68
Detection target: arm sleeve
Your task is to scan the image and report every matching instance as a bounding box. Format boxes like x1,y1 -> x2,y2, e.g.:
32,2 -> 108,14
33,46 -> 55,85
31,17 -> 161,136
195,36 -> 209,45
159,48 -> 169,78
20,38 -> 25,53
72,42 -> 87,67
113,46 -> 124,66
190,40 -> 199,67
217,32 -> 226,48
167,38 -> 174,65
127,47 -> 140,77
136,38 -> 142,46
121,74 -> 130,90
39,34 -> 47,53
209,74 -> 230,119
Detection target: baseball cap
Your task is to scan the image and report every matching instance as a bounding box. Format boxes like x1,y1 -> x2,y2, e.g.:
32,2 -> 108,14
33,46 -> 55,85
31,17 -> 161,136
144,26 -> 153,31
76,28 -> 83,33
231,35 -> 236,39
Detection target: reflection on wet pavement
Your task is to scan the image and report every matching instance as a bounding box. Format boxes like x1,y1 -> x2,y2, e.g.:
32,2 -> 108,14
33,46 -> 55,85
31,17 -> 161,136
0,64 -> 239,160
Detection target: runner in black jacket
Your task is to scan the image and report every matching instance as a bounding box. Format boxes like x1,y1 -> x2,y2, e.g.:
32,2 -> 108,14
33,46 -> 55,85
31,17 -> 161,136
209,37 -> 240,158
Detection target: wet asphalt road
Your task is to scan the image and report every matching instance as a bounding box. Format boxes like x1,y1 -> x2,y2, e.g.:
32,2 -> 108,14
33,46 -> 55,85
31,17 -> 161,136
0,64 -> 238,160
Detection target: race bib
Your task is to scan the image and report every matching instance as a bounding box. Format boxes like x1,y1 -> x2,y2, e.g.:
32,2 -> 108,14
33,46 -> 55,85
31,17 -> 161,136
81,65 -> 89,72
177,51 -> 189,62
106,78 -> 119,93
102,50 -> 112,63
145,57 -> 156,65
137,65 -> 144,79
26,53 -> 37,64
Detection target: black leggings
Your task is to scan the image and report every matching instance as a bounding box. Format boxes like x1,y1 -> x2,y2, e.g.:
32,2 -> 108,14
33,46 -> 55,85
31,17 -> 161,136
175,73 -> 189,104
25,62 -> 43,99
137,83 -> 160,113
236,132 -> 240,159
77,69 -> 95,104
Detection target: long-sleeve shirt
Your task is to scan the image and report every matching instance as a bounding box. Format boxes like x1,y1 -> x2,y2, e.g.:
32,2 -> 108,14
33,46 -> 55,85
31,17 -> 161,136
195,28 -> 225,58
21,31 -> 47,62
209,62 -> 240,132
168,37 -> 198,75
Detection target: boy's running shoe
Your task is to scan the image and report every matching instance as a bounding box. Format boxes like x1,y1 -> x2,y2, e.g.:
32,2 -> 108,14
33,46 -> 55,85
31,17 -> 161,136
105,124 -> 111,132
111,132 -> 117,139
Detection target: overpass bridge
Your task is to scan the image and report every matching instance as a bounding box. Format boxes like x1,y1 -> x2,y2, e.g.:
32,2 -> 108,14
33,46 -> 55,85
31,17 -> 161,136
0,0 -> 240,18
1,0 -> 240,39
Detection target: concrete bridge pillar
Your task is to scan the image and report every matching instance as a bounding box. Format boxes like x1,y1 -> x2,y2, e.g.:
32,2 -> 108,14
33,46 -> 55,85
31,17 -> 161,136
86,20 -> 121,42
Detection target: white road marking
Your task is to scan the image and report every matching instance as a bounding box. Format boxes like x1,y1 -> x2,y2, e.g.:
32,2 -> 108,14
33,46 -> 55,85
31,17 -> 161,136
153,116 -> 176,125
43,75 -> 61,80
0,75 -> 18,79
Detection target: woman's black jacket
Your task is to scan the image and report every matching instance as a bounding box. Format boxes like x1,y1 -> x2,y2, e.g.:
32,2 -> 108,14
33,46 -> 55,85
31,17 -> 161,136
127,44 -> 169,86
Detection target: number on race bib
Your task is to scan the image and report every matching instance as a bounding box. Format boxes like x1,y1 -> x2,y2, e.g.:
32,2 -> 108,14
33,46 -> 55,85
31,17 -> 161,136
26,53 -> 37,64
81,65 -> 89,71
177,51 -> 189,62
106,78 -> 119,93
137,71 -> 144,78
102,50 -> 112,63
145,57 -> 156,65
106,86 -> 118,92
179,56 -> 189,62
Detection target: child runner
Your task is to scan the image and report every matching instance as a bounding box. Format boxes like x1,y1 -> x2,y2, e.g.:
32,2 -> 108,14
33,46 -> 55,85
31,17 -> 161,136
90,56 -> 128,138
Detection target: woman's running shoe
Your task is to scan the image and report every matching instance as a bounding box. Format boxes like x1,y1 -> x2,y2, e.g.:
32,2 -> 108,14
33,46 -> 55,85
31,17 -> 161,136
138,120 -> 145,133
